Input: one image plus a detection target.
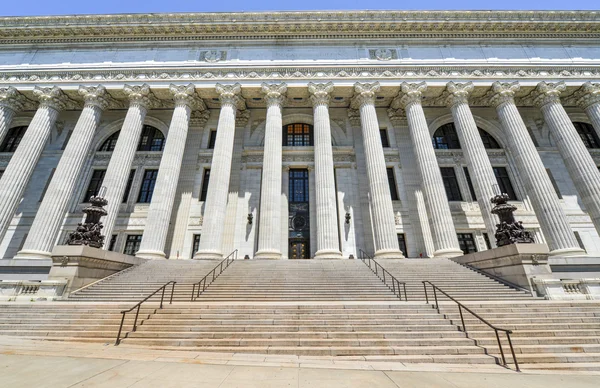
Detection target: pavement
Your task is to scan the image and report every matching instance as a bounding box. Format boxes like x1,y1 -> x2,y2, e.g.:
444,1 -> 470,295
0,336 -> 599,388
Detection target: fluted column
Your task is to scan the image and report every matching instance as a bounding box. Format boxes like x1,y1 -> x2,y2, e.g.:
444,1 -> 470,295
0,87 -> 31,145
102,84 -> 155,245
532,81 -> 600,239
255,83 -> 287,260
576,82 -> 600,139
396,82 -> 462,258
446,82 -> 498,248
16,86 -> 112,260
0,86 -> 70,244
309,82 -> 343,259
137,84 -> 205,260
490,82 -> 582,255
196,83 -> 242,260
351,82 -> 403,259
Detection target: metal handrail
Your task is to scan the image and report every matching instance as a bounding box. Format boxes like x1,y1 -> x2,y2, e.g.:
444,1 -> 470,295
422,281 -> 519,371
191,249 -> 238,301
115,280 -> 176,345
358,249 -> 407,301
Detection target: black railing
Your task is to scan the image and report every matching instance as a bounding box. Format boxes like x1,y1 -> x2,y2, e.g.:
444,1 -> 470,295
115,280 -> 176,346
358,249 -> 407,301
422,281 -> 519,371
191,249 -> 238,301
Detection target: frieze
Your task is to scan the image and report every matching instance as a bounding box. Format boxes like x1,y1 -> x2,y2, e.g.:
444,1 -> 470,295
200,50 -> 227,63
369,49 -> 398,61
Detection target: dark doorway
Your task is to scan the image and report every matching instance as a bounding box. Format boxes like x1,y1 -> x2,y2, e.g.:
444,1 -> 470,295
289,169 -> 310,259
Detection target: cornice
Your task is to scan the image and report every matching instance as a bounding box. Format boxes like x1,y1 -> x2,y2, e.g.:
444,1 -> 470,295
0,11 -> 599,43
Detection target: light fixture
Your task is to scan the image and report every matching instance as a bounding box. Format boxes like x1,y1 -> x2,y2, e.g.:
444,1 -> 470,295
345,212 -> 351,224
247,213 -> 253,225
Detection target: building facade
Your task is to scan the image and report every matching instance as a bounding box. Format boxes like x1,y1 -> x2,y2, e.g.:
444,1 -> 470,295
1,11 -> 600,279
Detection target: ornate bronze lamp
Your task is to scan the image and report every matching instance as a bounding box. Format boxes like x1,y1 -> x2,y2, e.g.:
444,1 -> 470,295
66,186 -> 108,248
491,192 -> 535,247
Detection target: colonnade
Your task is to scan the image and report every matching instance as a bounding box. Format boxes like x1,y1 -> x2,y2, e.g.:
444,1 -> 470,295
0,80 -> 599,261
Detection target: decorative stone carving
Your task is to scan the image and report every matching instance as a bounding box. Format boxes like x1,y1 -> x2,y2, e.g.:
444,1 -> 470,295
369,48 -> 397,61
574,82 -> 600,110
489,81 -> 521,108
308,82 -> 334,106
350,82 -> 380,109
66,194 -> 108,248
33,86 -> 75,111
530,81 -> 566,108
201,50 -> 226,62
491,193 -> 535,247
190,110 -> 211,127
446,81 -> 474,107
347,108 -> 361,127
78,85 -> 113,110
235,109 -> 251,127
0,86 -> 34,112
394,82 -> 427,109
387,108 -> 407,127
169,83 -> 205,109
216,82 -> 243,108
123,84 -> 161,109
261,82 -> 287,107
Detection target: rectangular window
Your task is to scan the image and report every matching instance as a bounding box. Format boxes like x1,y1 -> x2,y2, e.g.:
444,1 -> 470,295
440,167 -> 463,201
208,130 -> 217,149
380,129 -> 390,148
387,168 -> 399,201
493,167 -> 517,200
397,234 -> 407,257
547,168 -> 562,199
137,169 -> 158,203
200,169 -> 210,201
192,234 -> 201,258
463,167 -> 477,201
108,234 -> 117,252
289,169 -> 310,203
457,233 -> 477,254
574,231 -> 586,252
122,169 -> 136,203
483,233 -> 492,250
39,168 -> 56,202
123,235 -> 142,256
84,169 -> 106,203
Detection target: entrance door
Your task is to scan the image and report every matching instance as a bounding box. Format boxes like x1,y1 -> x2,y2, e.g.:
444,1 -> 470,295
289,239 -> 310,260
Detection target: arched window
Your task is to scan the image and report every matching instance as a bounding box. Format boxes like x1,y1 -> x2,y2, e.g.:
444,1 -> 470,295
432,123 -> 461,149
98,125 -> 165,152
573,122 -> 600,149
432,123 -> 501,150
283,123 -> 313,146
0,126 -> 27,152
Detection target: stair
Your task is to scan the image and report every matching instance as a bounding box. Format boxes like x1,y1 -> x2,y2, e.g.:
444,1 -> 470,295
377,258 -> 533,301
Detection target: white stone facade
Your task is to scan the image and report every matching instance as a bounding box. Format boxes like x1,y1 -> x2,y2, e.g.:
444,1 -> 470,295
1,11 -> 600,278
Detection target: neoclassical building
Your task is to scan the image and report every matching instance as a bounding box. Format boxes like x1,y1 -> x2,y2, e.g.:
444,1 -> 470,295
1,10 -> 600,279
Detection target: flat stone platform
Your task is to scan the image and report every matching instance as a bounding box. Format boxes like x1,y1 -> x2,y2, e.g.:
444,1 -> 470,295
0,336 -> 598,388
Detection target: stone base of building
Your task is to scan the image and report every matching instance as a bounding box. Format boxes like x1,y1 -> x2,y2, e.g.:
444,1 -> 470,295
432,248 -> 464,259
135,249 -> 167,260
314,249 -> 343,260
48,245 -> 146,296
450,243 -> 552,293
193,250 -> 224,260
253,250 -> 283,260
373,249 -> 405,259
547,255 -> 600,278
0,258 -> 53,281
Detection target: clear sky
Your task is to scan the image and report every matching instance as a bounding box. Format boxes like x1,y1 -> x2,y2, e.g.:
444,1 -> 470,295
0,0 -> 598,17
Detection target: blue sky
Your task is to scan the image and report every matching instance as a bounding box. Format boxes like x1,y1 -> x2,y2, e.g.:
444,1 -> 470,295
0,1 -> 598,17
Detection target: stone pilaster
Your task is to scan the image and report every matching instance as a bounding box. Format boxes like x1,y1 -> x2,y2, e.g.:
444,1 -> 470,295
351,82 -> 403,259
16,86 -> 112,260
137,84 -> 204,260
576,82 -> 600,142
195,83 -> 242,260
309,82 -> 343,259
255,83 -> 287,260
446,82 -> 498,248
490,82 -> 582,255
396,82 -> 462,258
532,81 -> 600,240
101,84 -> 155,246
0,87 -> 31,145
0,86 -> 71,244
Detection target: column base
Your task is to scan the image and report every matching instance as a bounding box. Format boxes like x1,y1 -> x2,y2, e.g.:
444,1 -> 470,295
549,247 -> 587,257
13,249 -> 52,261
254,249 -> 282,260
374,249 -> 405,260
433,248 -> 464,259
314,249 -> 343,260
193,250 -> 223,260
135,249 -> 166,260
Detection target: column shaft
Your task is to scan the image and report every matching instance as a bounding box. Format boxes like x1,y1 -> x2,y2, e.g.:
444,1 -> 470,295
352,83 -> 402,259
0,106 -> 16,145
137,103 -> 192,259
491,82 -> 581,254
585,103 -> 600,135
196,83 -> 241,259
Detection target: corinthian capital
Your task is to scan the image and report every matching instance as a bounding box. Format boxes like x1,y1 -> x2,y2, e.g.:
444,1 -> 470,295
78,85 -> 114,110
350,82 -> 380,109
33,86 -> 73,111
190,110 -> 211,127
392,82 -> 427,109
0,86 -> 33,112
216,82 -> 243,108
169,83 -> 205,110
261,82 -> 287,107
235,109 -> 251,127
348,108 -> 361,127
489,82 -> 520,108
387,108 -> 407,127
308,82 -> 334,107
123,84 -> 157,109
446,81 -> 474,107
575,82 -> 600,110
531,81 -> 566,108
